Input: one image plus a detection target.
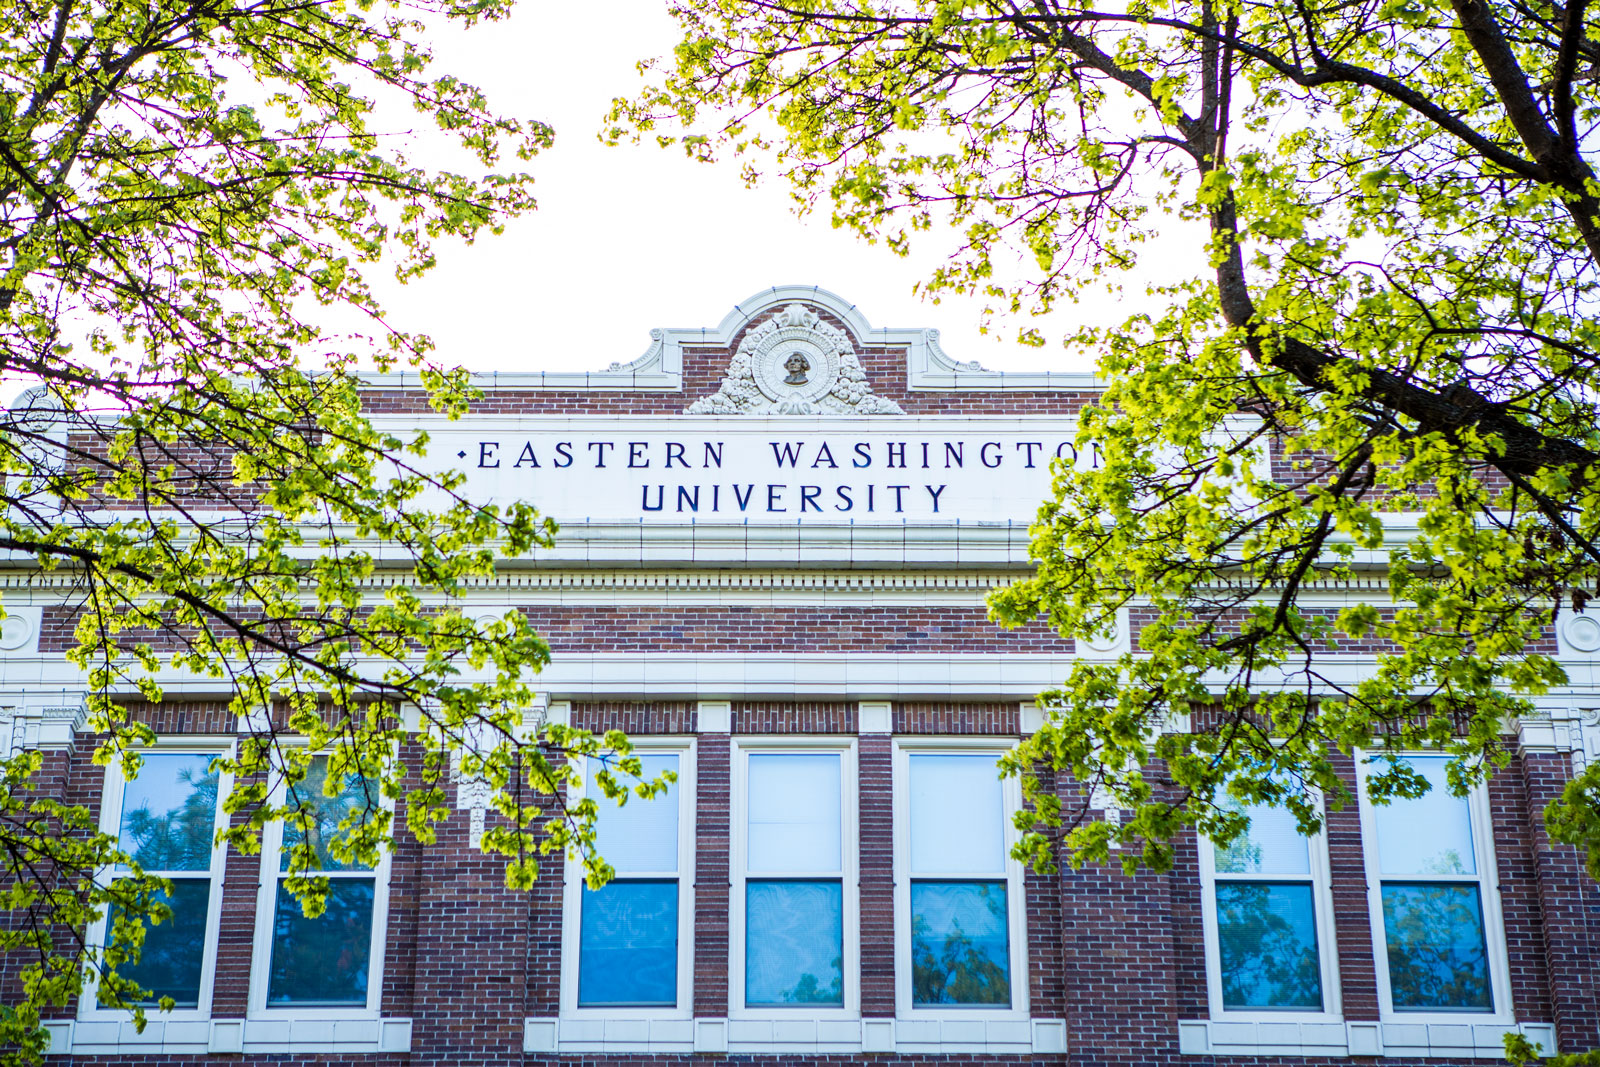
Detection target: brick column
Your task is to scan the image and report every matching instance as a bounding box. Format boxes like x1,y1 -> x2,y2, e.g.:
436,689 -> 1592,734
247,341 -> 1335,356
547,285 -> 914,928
1520,751 -> 1600,1053
693,728 -> 730,1017
210,768 -> 265,1018
380,784 -> 421,1018
1060,859 -> 1180,1056
858,733 -> 895,1015
409,783 -> 530,1066
36,738 -> 100,1019
1060,774 -> 1180,1059
1027,763 -> 1065,1020
1325,754 -> 1381,1020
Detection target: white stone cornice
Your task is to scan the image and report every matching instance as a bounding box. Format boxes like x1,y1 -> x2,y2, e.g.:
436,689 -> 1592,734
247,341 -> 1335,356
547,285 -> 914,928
32,702 -> 88,749
1512,696 -> 1600,772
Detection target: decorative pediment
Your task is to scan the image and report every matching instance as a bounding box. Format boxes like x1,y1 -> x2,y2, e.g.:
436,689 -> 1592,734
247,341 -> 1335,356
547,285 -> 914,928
687,303 -> 905,415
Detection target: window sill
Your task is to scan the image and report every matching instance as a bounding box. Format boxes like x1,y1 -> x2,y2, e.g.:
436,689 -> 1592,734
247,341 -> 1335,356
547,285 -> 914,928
45,1016 -> 412,1056
528,1016 -> 1068,1055
1177,1019 -> 1557,1058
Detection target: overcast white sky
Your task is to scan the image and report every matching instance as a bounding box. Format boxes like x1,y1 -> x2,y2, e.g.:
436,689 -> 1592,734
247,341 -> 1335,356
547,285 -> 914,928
371,0 -> 1110,377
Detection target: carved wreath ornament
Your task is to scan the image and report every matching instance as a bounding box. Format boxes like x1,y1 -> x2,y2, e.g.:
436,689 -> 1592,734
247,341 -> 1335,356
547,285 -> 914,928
686,303 -> 905,415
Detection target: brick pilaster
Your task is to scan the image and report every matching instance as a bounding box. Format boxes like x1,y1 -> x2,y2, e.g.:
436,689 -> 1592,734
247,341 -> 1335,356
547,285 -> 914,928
693,733 -> 730,1017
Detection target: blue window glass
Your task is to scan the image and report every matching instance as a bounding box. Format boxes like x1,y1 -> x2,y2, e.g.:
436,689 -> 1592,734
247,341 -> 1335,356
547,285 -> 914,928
1382,884 -> 1493,1011
1216,882 -> 1323,1010
910,880 -> 1011,1006
280,760 -> 376,873
578,881 -> 678,1006
117,753 -> 219,872
267,757 -> 381,1007
108,880 -> 211,1008
104,752 -> 220,1009
578,751 -> 682,1008
266,879 -> 376,1006
745,880 -> 843,1006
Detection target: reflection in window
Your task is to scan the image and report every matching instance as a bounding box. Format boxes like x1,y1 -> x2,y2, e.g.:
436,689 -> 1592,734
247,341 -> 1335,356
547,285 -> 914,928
1216,883 -> 1322,1010
1208,799 -> 1325,1012
108,753 -> 220,1008
107,881 -> 211,1009
267,880 -> 375,1005
1367,757 -> 1496,1013
907,753 -> 1012,1008
746,880 -> 843,1005
743,752 -> 846,1008
1381,884 -> 1493,1011
265,758 -> 379,1007
578,752 -> 681,1008
911,881 -> 1010,1005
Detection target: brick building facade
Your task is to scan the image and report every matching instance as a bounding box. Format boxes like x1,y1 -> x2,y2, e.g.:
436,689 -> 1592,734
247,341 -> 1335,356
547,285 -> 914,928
3,285 -> 1599,1064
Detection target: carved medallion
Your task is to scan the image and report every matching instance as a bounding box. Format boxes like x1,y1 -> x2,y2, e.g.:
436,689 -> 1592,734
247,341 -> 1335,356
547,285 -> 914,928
687,303 -> 906,415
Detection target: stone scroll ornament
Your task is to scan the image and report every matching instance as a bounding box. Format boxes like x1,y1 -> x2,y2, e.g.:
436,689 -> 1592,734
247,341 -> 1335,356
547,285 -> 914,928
687,303 -> 906,415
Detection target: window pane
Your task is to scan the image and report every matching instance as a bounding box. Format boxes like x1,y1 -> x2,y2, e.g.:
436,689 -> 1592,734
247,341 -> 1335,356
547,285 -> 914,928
266,879 -> 375,1006
1382,883 -> 1493,1012
1214,802 -> 1311,876
118,754 -> 218,872
578,881 -> 678,1006
910,881 -> 1011,1006
1215,882 -> 1323,1010
591,754 -> 678,874
280,759 -> 378,873
745,880 -> 843,1006
107,879 -> 210,1008
909,754 -> 1005,874
747,754 -> 841,873
1373,757 -> 1477,875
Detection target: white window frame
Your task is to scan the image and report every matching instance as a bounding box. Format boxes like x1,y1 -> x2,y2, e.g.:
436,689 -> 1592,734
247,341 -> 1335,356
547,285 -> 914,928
730,736 -> 860,1022
1196,790 -> 1343,1023
560,737 -> 696,1020
1356,752 -> 1514,1025
247,750 -> 393,1020
81,738 -> 235,1024
892,737 -> 1029,1022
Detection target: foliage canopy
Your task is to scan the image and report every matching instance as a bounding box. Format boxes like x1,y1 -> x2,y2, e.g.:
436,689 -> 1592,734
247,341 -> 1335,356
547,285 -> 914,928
614,0 -> 1600,886
0,0 -> 660,1056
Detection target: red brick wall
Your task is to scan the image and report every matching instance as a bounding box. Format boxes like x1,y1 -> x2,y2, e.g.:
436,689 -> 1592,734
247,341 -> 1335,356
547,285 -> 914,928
515,606 -> 1070,656
408,763 -> 532,1066
733,701 -> 856,733
1493,760 -> 1558,1023
571,701 -> 696,734
895,701 -> 1022,734
38,604 -> 1072,656
1129,606 -> 1560,656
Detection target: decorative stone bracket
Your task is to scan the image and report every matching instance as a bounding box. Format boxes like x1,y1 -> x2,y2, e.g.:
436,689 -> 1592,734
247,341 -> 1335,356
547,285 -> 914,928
451,695 -> 553,849
1517,702 -> 1600,776
0,699 -> 89,753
